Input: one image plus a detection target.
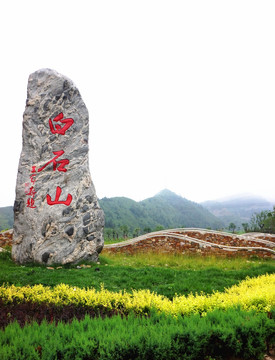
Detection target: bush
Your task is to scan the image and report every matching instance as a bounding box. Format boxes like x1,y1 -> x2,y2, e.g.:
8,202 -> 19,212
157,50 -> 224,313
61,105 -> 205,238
1,274 -> 274,317
0,309 -> 274,360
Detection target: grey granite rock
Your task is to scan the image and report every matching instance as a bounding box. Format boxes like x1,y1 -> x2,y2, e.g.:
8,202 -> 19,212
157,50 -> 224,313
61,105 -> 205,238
12,69 -> 104,265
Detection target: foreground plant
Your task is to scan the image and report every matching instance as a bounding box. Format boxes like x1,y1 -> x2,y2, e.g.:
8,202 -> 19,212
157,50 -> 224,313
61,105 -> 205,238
0,309 -> 274,360
0,273 -> 274,317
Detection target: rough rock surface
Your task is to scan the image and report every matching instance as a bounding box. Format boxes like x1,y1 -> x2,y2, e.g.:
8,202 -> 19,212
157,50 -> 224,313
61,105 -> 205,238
12,69 -> 104,265
104,228 -> 275,259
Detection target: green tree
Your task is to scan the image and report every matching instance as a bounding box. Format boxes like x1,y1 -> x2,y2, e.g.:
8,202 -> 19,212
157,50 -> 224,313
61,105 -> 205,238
112,229 -> 119,240
155,225 -> 164,232
104,228 -> 113,240
120,225 -> 129,239
143,227 -> 152,234
133,227 -> 141,238
262,206 -> 275,234
242,223 -> 249,232
249,211 -> 269,232
228,222 -> 236,233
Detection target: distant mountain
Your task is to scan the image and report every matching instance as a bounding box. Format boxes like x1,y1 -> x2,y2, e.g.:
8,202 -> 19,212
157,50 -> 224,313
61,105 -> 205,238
0,206 -> 13,231
2,192 -> 274,234
201,194 -> 274,228
99,189 -> 224,232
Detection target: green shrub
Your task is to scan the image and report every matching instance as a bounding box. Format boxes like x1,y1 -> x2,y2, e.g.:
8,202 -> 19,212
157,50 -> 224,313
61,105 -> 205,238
1,274 -> 274,317
0,308 -> 274,360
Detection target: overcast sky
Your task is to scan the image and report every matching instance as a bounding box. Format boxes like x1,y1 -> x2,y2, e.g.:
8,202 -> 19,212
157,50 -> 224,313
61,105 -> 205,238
0,0 -> 274,207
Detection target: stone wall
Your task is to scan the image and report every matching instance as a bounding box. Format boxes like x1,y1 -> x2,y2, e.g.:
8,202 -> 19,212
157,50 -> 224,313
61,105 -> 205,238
0,230 -> 13,248
103,228 -> 275,259
1,228 -> 275,259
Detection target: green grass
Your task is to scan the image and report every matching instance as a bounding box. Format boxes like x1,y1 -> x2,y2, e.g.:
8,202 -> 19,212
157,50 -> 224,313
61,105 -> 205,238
1,309 -> 274,360
0,249 -> 274,299
104,237 -> 129,245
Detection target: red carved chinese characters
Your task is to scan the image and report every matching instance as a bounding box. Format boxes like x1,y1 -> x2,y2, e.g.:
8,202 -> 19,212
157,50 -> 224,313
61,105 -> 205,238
46,186 -> 72,206
26,186 -> 36,197
25,166 -> 37,208
27,197 -> 36,209
38,150 -> 69,173
49,112 -> 74,135
26,112 -> 74,208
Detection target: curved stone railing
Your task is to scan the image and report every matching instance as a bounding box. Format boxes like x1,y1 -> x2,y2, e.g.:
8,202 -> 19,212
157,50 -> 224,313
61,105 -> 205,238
1,228 -> 275,258
104,228 -> 275,259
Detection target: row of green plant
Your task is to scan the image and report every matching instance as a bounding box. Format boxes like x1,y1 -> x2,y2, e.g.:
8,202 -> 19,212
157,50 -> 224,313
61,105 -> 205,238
104,225 -> 166,242
1,308 -> 274,360
104,209 -> 275,240
1,274 -> 274,316
1,249 -> 275,299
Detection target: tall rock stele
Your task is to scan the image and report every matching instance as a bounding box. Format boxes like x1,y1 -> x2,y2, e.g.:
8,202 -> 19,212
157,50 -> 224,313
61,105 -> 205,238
12,69 -> 104,265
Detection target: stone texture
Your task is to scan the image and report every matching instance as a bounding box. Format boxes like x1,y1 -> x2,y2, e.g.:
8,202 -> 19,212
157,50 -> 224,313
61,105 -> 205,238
0,230 -> 13,250
12,69 -> 104,265
103,229 -> 275,259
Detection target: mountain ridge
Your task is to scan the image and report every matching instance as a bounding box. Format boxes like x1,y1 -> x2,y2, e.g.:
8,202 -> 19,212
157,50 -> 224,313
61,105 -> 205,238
1,190 -> 274,233
100,189 -> 224,232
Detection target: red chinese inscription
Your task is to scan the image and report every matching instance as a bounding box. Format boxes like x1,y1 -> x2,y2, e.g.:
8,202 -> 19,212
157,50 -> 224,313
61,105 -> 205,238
25,186 -> 36,197
38,150 -> 69,173
27,197 -> 36,209
26,110 -> 75,208
49,112 -> 74,135
25,166 -> 37,208
46,186 -> 72,206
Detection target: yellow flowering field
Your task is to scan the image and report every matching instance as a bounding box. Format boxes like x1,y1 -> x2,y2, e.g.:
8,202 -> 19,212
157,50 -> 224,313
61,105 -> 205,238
0,273 -> 274,316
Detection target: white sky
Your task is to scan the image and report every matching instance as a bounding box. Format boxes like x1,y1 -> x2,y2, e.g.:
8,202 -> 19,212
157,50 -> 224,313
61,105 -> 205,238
0,0 -> 274,207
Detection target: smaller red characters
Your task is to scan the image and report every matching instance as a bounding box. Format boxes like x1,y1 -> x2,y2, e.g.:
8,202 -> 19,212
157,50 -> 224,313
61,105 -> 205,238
25,186 -> 36,197
26,166 -> 37,209
49,112 -> 74,135
26,197 -> 36,209
46,186 -> 72,206
30,175 -> 36,184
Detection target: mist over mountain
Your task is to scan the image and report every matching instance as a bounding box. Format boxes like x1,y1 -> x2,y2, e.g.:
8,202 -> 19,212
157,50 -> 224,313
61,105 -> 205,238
201,194 -> 274,228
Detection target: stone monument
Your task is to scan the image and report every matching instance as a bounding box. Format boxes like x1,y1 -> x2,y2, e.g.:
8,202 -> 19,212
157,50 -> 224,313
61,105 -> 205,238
12,69 -> 104,265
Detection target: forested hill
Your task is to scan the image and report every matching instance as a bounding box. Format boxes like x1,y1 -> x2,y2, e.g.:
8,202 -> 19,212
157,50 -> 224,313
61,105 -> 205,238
0,206 -> 13,231
99,189 -> 224,232
0,190 -> 224,232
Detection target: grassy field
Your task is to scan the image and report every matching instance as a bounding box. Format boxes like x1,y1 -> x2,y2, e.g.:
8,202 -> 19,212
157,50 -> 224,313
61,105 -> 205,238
0,248 -> 274,299
0,247 -> 275,359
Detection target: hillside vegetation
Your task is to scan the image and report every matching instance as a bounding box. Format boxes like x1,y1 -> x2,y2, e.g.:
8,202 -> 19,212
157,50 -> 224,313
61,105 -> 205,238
2,191 -> 275,235
100,189 -> 224,236
0,207 -> 13,232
